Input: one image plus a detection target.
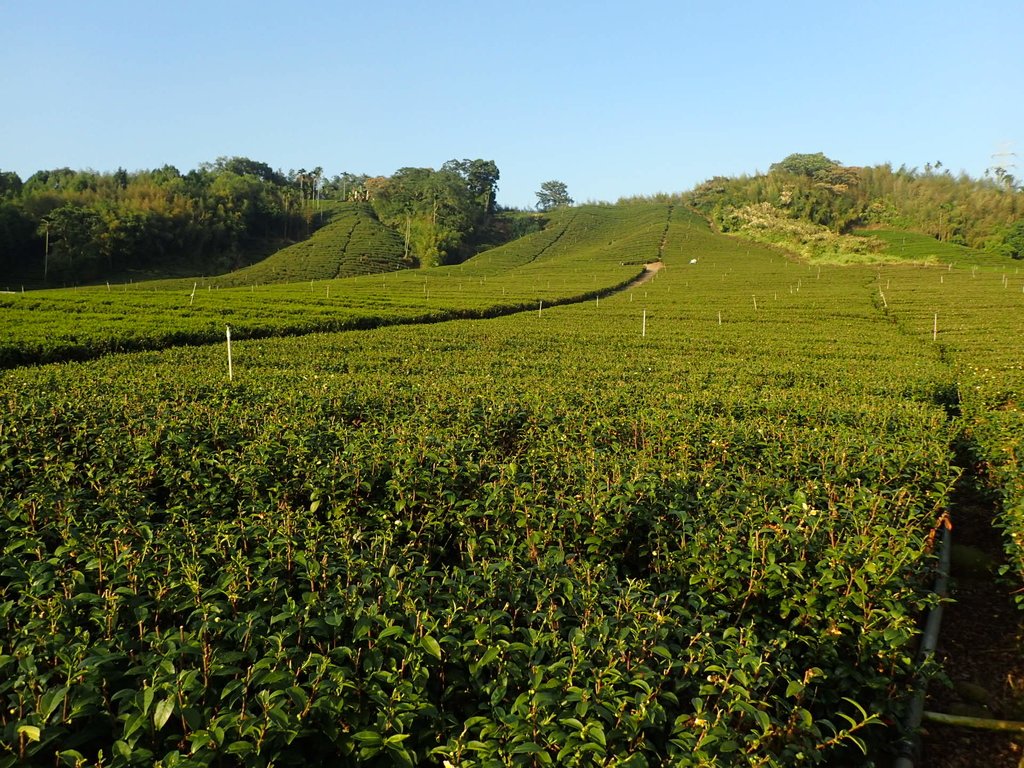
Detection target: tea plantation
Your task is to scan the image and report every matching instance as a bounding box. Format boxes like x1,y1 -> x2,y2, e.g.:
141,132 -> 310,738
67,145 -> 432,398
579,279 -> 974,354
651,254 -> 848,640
1,202 -> 1021,766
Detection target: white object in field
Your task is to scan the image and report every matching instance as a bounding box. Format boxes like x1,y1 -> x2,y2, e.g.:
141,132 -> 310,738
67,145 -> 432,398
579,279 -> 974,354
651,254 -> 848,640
689,258 -> 698,264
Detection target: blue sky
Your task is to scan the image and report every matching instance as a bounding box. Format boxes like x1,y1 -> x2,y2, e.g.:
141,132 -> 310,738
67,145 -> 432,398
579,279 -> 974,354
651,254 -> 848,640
2,0 -> 1022,208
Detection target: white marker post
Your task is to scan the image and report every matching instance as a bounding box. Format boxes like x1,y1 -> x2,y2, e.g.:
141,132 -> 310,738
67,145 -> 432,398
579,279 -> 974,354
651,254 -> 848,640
190,282 -> 197,306
642,309 -> 647,338
226,326 -> 233,381
538,300 -> 543,316
933,313 -> 938,342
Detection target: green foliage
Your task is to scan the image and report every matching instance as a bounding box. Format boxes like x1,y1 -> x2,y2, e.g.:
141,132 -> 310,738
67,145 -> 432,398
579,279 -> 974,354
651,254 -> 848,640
999,219 -> 1024,259
690,157 -> 1024,254
535,180 -> 573,211
852,229 -> 1007,267
714,201 -> 884,263
0,171 -> 22,199
2,199 -> 1023,766
768,152 -> 839,177
367,160 -> 500,266
0,203 -> 654,367
0,201 -> 36,278
0,159 -> 326,286
204,203 -> 409,285
41,204 -> 105,280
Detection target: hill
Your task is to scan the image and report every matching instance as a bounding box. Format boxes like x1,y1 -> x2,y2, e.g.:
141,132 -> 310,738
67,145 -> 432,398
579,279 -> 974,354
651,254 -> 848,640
852,228 -> 1010,267
689,153 -> 1024,264
0,203 -> 668,366
205,202 -> 410,286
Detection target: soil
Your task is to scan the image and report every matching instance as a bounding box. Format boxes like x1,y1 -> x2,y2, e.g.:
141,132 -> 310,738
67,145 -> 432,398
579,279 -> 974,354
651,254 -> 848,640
629,261 -> 664,287
918,492 -> 1024,767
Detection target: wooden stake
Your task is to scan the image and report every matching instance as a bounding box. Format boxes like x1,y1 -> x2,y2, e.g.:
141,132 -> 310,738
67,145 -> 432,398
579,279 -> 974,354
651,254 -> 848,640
933,313 -> 938,341
642,309 -> 646,337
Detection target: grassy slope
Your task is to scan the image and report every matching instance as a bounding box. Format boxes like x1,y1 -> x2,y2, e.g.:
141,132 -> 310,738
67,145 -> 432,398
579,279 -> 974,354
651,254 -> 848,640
853,228 -> 1010,268
213,202 -> 410,285
142,202 -> 411,290
0,203 -> 668,366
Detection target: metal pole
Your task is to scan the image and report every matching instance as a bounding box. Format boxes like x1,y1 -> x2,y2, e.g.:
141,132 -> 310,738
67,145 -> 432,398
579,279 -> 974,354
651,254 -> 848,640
893,525 -> 951,767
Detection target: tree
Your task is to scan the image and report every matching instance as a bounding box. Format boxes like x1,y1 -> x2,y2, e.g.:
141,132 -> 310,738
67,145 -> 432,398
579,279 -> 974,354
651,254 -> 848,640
1002,220 -> 1024,259
0,200 -> 36,276
0,171 -> 23,199
535,180 -> 573,211
442,159 -> 500,215
769,153 -> 839,178
41,204 -> 104,280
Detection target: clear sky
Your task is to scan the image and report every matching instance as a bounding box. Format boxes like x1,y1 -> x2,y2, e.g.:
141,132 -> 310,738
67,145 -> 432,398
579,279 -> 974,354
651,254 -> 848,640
2,0 -> 1022,209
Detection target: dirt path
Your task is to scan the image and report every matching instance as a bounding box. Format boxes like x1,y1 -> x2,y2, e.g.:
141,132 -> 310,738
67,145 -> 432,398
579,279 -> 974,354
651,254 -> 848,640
918,489 -> 1024,767
628,261 -> 664,287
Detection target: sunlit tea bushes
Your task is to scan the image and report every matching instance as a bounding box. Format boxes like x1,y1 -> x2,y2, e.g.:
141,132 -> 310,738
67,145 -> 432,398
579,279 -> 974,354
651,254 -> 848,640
2,201 -> 1021,765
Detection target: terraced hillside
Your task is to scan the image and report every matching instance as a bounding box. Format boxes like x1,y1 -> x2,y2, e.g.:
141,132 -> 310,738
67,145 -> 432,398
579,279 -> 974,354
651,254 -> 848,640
853,228 -> 1008,267
0,204 -> 664,367
212,202 -> 409,285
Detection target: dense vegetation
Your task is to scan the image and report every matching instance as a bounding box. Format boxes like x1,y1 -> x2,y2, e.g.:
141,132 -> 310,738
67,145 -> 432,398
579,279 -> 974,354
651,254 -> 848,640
364,160 -> 502,267
197,203 -> 410,286
0,204 -> 657,368
0,160 -> 318,284
688,153 -> 1024,260
0,158 -> 506,287
0,164 -> 1022,766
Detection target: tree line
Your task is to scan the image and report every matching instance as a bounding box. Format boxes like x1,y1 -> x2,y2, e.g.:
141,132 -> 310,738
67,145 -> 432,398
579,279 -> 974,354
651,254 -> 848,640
688,153 -> 1024,258
0,157 -> 508,285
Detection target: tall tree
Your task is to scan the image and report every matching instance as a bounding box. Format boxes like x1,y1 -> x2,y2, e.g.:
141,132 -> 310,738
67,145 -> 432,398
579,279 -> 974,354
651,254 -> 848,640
0,171 -> 23,198
40,204 -> 104,280
768,152 -> 838,177
442,159 -> 500,215
535,180 -> 573,211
